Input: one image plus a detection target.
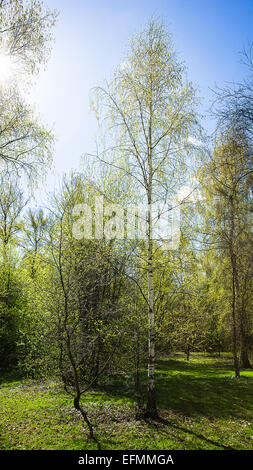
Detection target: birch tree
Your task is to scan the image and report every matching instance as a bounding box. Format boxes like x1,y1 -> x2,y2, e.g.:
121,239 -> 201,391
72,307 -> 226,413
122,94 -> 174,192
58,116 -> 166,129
0,1 -> 56,179
92,19 -> 198,417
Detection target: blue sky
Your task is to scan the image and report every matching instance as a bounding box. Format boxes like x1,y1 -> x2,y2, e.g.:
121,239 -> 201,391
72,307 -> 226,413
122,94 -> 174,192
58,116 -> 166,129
28,0 -> 253,202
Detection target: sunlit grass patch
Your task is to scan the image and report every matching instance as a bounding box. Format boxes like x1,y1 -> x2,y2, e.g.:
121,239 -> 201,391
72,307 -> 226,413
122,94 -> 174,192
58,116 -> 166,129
0,354 -> 253,450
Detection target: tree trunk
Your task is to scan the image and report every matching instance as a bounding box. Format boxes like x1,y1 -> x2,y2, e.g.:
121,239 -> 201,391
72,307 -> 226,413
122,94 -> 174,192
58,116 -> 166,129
135,328 -> 142,408
92,338 -> 102,387
145,198 -> 158,419
145,95 -> 158,419
74,392 -> 101,450
240,329 -> 251,369
238,295 -> 251,368
229,197 -> 240,378
231,252 -> 240,378
146,292 -> 157,417
186,345 -> 190,361
66,333 -> 101,449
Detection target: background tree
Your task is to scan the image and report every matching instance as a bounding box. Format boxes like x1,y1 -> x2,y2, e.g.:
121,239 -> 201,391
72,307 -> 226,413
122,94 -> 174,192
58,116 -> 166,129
0,0 -> 57,76
0,172 -> 27,371
200,128 -> 253,375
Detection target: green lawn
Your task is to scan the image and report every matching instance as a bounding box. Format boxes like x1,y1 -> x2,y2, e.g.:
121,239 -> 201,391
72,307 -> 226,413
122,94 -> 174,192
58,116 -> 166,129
0,354 -> 253,450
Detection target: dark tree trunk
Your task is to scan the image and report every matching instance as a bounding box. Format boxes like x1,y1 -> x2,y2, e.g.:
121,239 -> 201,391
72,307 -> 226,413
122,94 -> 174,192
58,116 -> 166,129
239,308 -> 251,369
186,345 -> 190,361
231,254 -> 240,378
229,199 -> 240,379
240,337 -> 252,369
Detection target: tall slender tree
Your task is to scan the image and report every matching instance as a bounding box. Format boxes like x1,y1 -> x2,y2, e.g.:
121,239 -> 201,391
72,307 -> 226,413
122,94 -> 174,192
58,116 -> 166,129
93,19 -> 198,417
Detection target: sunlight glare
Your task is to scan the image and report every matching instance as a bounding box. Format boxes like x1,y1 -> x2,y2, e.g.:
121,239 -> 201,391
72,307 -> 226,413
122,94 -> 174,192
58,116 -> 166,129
0,51 -> 19,87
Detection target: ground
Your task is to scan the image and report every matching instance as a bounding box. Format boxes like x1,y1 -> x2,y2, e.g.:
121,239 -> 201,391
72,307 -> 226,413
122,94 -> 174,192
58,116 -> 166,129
0,353 -> 253,450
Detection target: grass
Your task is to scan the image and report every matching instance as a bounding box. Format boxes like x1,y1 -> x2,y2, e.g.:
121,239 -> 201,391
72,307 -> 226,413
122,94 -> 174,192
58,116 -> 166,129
0,353 -> 253,450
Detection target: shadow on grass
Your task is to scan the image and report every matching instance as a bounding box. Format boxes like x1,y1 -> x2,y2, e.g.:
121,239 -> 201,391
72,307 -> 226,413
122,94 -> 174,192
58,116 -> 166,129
146,416 -> 235,450
99,356 -> 253,421
156,357 -> 235,374
155,358 -> 253,419
0,371 -> 25,387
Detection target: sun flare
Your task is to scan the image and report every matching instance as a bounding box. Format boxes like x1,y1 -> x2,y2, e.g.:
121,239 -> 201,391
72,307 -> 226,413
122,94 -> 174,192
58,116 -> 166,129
0,50 -> 21,87
0,53 -> 13,82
